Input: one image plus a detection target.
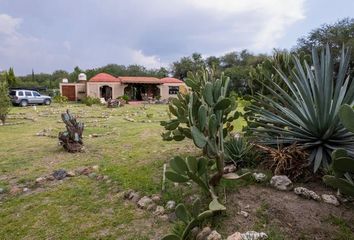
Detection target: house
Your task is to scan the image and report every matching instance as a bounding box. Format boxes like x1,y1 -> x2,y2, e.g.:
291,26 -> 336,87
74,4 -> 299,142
59,73 -> 186,101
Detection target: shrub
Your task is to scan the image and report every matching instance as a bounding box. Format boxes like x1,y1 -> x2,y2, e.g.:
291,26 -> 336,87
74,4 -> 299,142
118,95 -> 129,103
257,143 -> 310,181
0,81 -> 10,125
53,95 -> 68,104
249,45 -> 354,172
82,96 -> 101,106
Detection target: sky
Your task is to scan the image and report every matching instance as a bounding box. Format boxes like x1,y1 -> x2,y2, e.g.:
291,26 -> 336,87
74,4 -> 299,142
0,0 -> 353,75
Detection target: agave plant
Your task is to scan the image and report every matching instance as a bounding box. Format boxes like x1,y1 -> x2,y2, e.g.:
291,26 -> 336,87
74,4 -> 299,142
249,45 -> 354,172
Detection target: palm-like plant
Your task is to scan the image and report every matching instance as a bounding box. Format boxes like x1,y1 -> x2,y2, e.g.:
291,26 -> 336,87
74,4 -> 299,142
249,45 -> 354,172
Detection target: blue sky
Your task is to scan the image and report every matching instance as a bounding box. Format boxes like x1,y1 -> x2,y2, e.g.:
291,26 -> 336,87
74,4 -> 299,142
0,0 -> 353,75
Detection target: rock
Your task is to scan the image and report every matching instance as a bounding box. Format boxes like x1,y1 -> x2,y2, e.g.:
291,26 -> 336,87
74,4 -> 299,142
77,167 -> 93,175
190,227 -> 200,239
270,175 -> 293,191
23,187 -> 29,192
294,187 -> 320,201
158,214 -> 169,221
196,227 -> 212,240
226,232 -> 242,240
146,203 -> 157,211
10,186 -> 21,195
124,189 -> 134,199
102,175 -> 109,180
46,175 -> 55,181
151,194 -> 161,203
92,165 -> 99,171
88,173 -> 97,179
137,196 -> 153,209
130,192 -> 141,203
66,171 -> 76,177
52,169 -> 67,180
154,206 -> 165,215
238,210 -> 249,218
253,173 -> 267,182
35,177 -> 46,184
165,200 -> 176,210
0,188 -> 4,194
224,164 -> 237,173
207,230 -> 222,240
241,231 -> 268,240
168,212 -> 177,222
322,194 -> 340,206
96,175 -> 104,180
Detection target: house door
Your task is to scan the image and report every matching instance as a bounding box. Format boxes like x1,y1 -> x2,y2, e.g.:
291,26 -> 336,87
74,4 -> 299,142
100,85 -> 112,101
62,85 -> 76,101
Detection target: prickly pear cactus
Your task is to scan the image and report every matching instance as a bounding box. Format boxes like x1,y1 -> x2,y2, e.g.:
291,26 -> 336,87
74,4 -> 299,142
58,110 -> 84,153
161,199 -> 215,240
323,104 -> 354,197
163,70 -> 248,215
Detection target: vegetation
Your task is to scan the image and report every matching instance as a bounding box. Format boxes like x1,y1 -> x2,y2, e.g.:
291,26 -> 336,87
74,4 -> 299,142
323,104 -> 354,196
249,46 -> 354,172
224,137 -> 255,168
53,95 -> 68,104
82,96 -> 101,106
162,199 -> 214,240
0,80 -> 11,125
58,110 -> 85,152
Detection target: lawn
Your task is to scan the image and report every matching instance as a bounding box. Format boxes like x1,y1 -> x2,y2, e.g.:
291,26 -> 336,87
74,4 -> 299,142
0,103 -> 353,240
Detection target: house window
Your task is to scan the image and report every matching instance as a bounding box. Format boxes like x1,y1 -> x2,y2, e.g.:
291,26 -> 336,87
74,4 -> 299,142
169,86 -> 179,95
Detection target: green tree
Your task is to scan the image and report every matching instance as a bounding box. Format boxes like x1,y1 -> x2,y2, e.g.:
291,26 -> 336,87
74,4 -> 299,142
6,67 -> 16,87
0,79 -> 10,125
295,18 -> 354,71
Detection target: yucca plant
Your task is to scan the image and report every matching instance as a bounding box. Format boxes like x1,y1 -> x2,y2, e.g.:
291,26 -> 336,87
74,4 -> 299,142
249,45 -> 354,172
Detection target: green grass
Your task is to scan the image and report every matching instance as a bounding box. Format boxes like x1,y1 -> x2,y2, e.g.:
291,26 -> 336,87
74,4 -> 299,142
0,103 -> 246,239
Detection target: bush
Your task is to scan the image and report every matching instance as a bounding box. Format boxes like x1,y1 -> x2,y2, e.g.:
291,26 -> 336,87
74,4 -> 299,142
82,96 -> 101,106
0,81 -> 10,124
117,95 -> 129,103
53,95 -> 68,104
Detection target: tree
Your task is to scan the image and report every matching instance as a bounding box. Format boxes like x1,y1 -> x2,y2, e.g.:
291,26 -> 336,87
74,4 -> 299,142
172,52 -> 206,80
295,18 -> 354,71
6,67 -> 16,88
0,79 -> 10,125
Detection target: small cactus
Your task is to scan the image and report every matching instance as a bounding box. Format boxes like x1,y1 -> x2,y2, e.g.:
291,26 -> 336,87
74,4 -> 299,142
58,110 -> 84,153
161,199 -> 215,240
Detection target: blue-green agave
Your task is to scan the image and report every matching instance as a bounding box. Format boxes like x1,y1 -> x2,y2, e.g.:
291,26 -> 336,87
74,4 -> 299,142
249,46 -> 354,172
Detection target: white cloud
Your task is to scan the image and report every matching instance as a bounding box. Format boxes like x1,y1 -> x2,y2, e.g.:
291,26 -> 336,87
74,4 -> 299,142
189,0 -> 306,51
130,49 -> 165,69
0,14 -> 22,35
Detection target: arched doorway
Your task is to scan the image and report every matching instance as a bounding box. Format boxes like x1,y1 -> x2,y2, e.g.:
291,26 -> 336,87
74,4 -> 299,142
100,85 -> 112,101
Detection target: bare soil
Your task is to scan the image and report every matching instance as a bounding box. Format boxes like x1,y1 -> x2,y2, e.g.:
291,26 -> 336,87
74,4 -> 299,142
222,184 -> 354,240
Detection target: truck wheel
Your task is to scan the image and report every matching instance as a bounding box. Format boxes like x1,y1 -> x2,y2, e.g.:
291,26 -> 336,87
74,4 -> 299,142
20,100 -> 28,107
44,99 -> 51,105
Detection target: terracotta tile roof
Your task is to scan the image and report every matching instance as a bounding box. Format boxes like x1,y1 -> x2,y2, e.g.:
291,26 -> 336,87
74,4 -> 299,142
89,73 -> 184,84
119,76 -> 162,84
160,77 -> 184,83
89,73 -> 119,82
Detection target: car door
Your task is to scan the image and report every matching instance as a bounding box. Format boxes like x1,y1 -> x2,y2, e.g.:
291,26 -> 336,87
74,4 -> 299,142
32,91 -> 43,104
24,91 -> 34,104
